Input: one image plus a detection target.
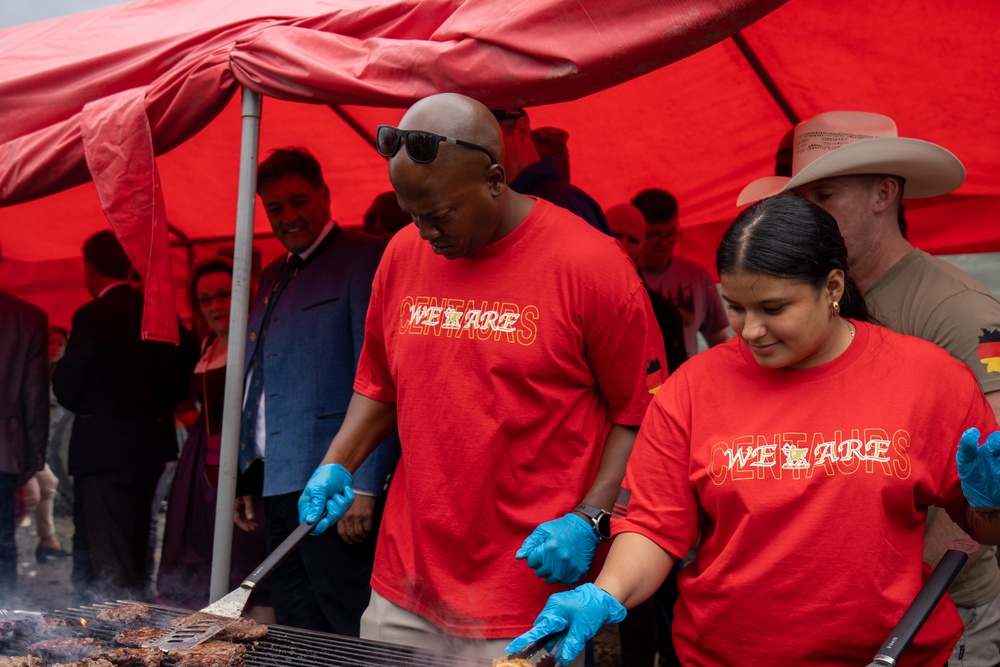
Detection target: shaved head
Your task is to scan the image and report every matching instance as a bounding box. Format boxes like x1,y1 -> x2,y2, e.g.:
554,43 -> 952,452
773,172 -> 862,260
397,93 -> 504,170
387,93 -> 533,259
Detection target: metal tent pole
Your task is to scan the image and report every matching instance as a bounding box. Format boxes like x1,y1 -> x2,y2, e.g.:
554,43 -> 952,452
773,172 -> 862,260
210,87 -> 262,601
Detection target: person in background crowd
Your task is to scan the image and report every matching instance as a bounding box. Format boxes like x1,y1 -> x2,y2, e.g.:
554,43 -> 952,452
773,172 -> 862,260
53,230 -> 198,603
603,203 -> 686,667
509,195 -> 1000,667
605,203 -> 686,375
0,243 -> 48,605
19,463 -> 67,563
235,147 -> 398,636
633,188 -> 730,359
492,107 -> 611,235
297,93 -> 665,665
738,110 -> 1000,667
46,325 -> 74,513
363,191 -> 412,240
157,257 -> 272,620
531,126 -> 571,182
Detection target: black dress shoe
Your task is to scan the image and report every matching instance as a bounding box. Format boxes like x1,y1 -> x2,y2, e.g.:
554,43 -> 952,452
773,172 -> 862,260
36,544 -> 71,563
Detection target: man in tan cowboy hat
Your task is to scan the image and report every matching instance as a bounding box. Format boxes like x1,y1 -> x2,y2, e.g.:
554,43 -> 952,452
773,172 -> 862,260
739,110 -> 1000,667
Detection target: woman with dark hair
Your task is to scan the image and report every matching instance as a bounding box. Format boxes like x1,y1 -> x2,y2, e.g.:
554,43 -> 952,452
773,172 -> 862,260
157,257 -> 272,620
508,196 -> 1000,666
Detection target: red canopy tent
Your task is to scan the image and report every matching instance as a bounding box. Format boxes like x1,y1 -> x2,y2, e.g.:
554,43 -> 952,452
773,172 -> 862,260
2,0 -> 999,334
0,0 -> 789,336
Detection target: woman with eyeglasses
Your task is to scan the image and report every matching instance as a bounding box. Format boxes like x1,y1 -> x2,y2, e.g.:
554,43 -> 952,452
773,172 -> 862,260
507,196 -> 1000,667
157,257 -> 273,621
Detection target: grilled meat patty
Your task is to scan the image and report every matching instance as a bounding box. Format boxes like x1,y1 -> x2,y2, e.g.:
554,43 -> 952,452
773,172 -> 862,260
91,647 -> 162,667
113,628 -> 167,648
169,616 -> 267,643
28,637 -> 105,662
95,605 -> 153,627
0,656 -> 46,667
166,641 -> 246,667
2,616 -> 76,638
50,659 -> 115,667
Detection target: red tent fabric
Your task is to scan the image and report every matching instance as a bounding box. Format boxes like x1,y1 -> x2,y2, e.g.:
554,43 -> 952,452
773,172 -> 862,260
0,0 -> 785,340
2,0 -> 999,337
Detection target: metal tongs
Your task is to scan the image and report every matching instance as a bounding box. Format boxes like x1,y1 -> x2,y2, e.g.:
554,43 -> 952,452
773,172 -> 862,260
504,630 -> 567,665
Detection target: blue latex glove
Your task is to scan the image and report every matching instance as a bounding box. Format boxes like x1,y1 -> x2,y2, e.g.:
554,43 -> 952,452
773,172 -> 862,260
516,513 -> 600,584
957,427 -> 1000,508
297,463 -> 356,534
505,583 -> 627,666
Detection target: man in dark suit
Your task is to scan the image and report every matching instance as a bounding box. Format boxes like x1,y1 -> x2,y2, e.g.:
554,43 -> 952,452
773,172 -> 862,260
234,147 -> 398,635
492,107 -> 611,235
0,246 -> 48,606
53,230 -> 197,602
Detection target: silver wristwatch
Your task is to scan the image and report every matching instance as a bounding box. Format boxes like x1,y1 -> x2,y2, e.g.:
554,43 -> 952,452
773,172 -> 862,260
574,503 -> 612,541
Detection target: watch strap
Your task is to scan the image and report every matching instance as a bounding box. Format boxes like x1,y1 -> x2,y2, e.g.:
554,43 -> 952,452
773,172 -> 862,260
574,503 -> 611,541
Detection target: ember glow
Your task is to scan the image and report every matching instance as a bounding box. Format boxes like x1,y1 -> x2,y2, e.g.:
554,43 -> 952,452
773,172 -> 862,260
79,618 -> 87,627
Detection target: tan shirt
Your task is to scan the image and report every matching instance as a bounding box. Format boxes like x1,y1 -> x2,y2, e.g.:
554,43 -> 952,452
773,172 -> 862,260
866,248 -> 1000,608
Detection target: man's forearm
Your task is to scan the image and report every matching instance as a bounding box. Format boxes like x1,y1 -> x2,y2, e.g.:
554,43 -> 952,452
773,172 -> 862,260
966,505 -> 1000,546
579,423 -> 638,511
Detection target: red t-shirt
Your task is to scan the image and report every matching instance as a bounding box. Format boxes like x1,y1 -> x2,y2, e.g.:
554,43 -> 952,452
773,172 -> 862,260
355,199 -> 665,637
617,321 -> 997,667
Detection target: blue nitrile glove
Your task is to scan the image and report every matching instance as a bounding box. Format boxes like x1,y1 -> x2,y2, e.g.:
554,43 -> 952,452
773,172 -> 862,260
516,513 -> 600,584
956,427 -> 1000,508
297,463 -> 356,534
504,583 -> 627,666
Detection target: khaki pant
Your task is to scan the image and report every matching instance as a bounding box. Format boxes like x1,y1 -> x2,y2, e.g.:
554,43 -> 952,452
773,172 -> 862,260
949,593 -> 1000,667
361,590 -> 585,667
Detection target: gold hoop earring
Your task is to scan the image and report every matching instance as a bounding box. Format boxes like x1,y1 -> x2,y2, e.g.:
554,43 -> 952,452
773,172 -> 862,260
831,301 -> 841,316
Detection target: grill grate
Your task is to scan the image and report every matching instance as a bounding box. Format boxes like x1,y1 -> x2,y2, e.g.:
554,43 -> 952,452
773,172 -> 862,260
29,602 -> 490,667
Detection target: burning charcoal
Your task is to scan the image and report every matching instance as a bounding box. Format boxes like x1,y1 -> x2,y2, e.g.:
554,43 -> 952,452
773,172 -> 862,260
0,657 -> 46,667
112,628 -> 166,648
491,660 -> 533,667
28,637 -> 105,662
95,605 -> 153,627
165,641 -> 246,667
91,647 -> 162,667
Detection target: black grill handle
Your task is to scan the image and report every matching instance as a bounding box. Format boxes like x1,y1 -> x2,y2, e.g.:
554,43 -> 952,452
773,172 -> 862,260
870,540 -> 978,666
244,510 -> 326,588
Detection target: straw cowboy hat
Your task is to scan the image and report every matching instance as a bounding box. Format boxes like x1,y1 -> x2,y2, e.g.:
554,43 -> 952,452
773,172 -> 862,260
736,111 -> 966,206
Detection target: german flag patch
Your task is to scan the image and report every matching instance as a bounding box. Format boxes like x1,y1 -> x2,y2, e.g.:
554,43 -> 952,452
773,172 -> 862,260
978,329 -> 1000,374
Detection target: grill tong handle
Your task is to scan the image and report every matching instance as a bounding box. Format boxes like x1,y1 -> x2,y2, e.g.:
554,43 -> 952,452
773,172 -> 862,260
870,540 -> 978,667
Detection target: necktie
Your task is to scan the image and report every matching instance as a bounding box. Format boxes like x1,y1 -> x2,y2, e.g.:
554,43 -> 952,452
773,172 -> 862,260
239,255 -> 303,472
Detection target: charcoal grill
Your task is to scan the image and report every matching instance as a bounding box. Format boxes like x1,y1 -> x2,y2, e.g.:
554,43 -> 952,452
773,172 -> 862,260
18,602 -> 487,666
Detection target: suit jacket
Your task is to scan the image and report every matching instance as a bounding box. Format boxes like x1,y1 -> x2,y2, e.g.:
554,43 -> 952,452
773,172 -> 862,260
0,292 -> 48,479
245,228 -> 399,497
53,284 -> 198,476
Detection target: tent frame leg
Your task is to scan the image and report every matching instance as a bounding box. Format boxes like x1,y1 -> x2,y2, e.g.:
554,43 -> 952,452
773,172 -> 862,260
209,87 -> 262,602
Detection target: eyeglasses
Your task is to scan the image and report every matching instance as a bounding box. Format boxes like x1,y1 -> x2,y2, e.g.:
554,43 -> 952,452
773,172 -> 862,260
646,229 -> 683,242
376,125 -> 496,165
197,290 -> 232,307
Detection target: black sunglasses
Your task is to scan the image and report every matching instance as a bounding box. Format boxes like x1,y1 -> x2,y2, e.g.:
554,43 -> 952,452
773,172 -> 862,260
376,125 -> 496,165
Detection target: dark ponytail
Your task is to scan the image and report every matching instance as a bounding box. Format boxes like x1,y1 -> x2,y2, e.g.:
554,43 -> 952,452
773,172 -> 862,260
716,196 -> 873,322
